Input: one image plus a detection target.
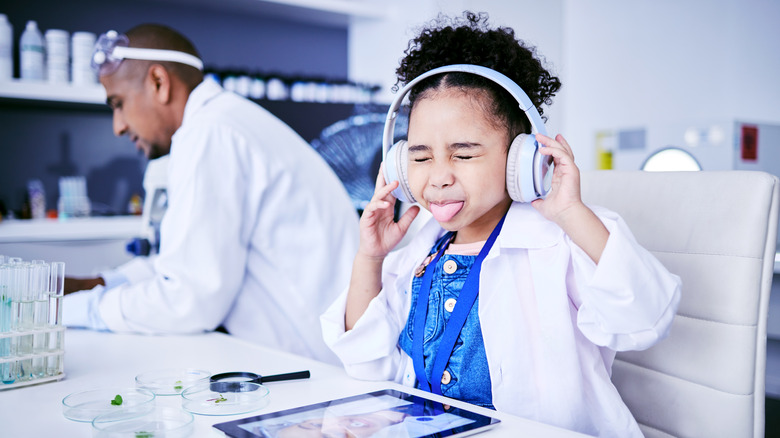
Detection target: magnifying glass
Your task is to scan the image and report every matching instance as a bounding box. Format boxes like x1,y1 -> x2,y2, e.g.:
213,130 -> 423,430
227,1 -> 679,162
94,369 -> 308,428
209,370 -> 310,392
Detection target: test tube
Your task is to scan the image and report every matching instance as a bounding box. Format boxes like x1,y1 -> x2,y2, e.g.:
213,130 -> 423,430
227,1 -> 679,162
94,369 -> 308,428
13,263 -> 33,382
46,262 -> 65,376
0,264 -> 10,336
31,262 -> 49,378
0,263 -> 14,384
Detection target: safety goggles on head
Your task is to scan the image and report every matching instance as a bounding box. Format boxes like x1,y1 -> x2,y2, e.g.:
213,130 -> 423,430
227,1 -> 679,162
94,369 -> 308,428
91,30 -> 204,76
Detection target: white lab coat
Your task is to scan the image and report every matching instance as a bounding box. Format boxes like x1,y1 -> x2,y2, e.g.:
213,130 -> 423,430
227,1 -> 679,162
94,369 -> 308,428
321,202 -> 681,436
66,79 -> 360,363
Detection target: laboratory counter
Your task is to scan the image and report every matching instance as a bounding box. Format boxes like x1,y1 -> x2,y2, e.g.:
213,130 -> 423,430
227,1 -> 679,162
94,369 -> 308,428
0,329 -> 591,437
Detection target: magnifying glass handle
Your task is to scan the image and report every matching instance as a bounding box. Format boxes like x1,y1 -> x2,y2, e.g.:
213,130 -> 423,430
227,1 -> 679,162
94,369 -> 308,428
259,370 -> 310,383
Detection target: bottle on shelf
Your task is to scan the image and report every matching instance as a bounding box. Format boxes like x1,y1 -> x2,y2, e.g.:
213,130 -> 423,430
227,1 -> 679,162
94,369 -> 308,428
20,20 -> 45,81
44,29 -> 69,84
249,74 -> 265,100
71,31 -> 96,85
0,14 -> 12,81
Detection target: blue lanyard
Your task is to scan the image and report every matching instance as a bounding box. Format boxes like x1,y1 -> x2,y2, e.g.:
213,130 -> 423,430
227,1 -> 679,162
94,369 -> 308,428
411,215 -> 506,395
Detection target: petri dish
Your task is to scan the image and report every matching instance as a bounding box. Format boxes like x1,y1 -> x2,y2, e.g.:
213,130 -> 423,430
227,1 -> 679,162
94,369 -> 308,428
181,381 -> 270,416
92,406 -> 194,438
135,368 -> 211,396
62,387 -> 156,422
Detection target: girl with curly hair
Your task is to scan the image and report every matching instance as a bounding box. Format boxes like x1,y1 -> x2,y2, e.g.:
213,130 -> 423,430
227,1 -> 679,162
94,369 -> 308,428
322,12 -> 680,437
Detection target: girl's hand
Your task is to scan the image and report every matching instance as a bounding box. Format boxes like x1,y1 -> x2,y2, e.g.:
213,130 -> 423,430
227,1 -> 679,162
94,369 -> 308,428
346,166 -> 419,330
530,134 -> 584,224
531,134 -> 610,263
358,165 -> 420,260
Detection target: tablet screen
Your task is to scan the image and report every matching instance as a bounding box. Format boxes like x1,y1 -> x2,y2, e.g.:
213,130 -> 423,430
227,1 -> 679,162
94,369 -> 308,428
213,389 -> 500,438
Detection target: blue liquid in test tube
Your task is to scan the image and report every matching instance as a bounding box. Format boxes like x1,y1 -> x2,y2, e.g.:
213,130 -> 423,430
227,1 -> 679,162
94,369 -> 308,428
1,263 -> 14,384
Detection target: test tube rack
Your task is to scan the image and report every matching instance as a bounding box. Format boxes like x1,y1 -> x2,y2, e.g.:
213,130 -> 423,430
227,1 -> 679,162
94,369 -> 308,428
0,325 -> 66,390
1,258 -> 66,391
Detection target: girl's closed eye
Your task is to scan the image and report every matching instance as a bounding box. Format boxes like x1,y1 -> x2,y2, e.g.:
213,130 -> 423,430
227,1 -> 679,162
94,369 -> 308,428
409,145 -> 432,163
450,143 -> 484,162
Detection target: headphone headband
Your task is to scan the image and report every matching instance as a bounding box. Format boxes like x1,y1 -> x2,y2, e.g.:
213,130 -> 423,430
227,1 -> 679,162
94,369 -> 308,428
382,64 -> 548,163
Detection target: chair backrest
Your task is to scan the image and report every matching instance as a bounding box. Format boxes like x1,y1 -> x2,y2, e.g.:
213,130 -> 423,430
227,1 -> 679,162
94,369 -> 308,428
580,170 -> 779,438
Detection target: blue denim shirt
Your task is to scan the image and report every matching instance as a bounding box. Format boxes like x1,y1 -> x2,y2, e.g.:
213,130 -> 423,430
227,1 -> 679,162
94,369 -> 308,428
399,251 -> 494,409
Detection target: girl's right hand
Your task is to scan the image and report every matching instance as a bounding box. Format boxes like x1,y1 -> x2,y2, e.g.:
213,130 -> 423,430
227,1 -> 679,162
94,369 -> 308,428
358,166 -> 420,259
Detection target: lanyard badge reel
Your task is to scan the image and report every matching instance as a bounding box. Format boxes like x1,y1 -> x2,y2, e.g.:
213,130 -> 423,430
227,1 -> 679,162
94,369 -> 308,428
91,30 -> 204,76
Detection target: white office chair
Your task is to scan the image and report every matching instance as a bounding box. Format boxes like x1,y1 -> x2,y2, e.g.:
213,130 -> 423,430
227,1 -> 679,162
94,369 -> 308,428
580,170 -> 779,438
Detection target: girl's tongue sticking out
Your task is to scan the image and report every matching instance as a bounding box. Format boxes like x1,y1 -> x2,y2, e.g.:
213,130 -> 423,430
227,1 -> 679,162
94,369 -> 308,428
430,201 -> 464,223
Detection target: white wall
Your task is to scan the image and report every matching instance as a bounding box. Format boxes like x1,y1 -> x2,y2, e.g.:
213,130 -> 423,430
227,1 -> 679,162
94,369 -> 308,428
561,0 -> 780,170
350,0 -> 780,171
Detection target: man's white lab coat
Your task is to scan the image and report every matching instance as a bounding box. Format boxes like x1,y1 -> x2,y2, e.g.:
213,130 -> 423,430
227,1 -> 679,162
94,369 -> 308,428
322,202 -> 681,436
66,79 -> 359,363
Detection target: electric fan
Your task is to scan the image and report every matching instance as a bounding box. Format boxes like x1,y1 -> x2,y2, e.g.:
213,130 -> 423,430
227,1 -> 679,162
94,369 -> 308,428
311,109 -> 408,211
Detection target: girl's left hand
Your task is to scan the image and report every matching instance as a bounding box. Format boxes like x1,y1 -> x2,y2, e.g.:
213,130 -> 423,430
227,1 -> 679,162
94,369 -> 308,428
530,134 -> 584,224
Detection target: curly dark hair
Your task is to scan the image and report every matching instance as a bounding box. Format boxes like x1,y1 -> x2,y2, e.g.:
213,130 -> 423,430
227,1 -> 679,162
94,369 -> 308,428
395,11 -> 561,140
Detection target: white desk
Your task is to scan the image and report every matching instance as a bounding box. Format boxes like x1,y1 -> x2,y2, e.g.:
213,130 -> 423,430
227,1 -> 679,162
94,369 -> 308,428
0,330 -> 590,437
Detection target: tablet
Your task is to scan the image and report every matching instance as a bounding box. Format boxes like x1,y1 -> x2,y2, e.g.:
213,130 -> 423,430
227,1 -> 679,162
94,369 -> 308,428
213,389 -> 501,438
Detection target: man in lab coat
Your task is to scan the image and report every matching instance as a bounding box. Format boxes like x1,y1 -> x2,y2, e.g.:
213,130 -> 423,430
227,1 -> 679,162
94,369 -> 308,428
64,24 -> 360,364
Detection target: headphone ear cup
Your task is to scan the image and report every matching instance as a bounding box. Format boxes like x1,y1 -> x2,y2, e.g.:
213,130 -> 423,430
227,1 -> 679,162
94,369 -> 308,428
383,140 -> 416,204
533,146 -> 554,200
506,134 -> 540,203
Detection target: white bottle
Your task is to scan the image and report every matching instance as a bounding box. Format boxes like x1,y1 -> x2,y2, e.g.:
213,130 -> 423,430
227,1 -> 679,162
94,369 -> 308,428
20,20 -> 45,81
45,29 -> 69,83
0,14 -> 12,81
71,31 -> 96,85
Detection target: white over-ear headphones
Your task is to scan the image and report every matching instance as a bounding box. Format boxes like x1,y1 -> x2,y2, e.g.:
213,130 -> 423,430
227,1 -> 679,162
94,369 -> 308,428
382,64 -> 552,204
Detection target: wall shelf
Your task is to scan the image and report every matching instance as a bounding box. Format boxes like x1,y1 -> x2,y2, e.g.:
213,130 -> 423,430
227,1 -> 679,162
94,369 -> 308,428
0,80 -> 105,106
0,216 -> 142,243
252,0 -> 386,17
146,0 -> 387,27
